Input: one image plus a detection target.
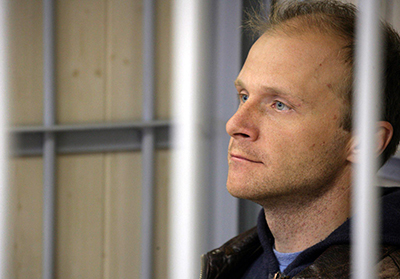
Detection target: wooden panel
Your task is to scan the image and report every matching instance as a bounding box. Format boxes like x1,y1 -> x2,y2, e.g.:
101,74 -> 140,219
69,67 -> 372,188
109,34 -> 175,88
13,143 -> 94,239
105,0 -> 143,122
102,151 -> 142,278
9,157 -> 43,279
155,0 -> 172,120
153,149 -> 170,278
56,154 -> 104,279
9,1 -> 43,125
56,0 -> 106,124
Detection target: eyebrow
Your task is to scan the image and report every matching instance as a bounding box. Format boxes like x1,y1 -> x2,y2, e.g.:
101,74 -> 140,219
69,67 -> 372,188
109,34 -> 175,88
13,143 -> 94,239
234,79 -> 306,105
234,79 -> 244,88
233,79 -> 245,87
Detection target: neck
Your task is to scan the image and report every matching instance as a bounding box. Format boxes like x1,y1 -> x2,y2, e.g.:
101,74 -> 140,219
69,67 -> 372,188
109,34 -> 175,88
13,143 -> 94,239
262,169 -> 352,253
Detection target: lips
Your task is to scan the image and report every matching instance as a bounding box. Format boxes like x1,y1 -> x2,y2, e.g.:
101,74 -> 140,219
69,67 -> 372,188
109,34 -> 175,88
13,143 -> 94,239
229,153 -> 263,164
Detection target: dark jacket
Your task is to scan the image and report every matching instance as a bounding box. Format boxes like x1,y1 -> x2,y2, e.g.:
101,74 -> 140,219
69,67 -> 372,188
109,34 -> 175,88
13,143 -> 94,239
200,188 -> 400,279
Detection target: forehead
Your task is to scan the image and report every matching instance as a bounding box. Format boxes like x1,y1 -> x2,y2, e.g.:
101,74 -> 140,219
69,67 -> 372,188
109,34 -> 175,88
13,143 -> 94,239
237,31 -> 348,103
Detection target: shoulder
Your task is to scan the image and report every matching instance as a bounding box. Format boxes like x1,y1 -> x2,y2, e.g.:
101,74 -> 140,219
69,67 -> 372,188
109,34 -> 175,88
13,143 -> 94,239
295,245 -> 400,279
200,227 -> 262,279
378,246 -> 400,278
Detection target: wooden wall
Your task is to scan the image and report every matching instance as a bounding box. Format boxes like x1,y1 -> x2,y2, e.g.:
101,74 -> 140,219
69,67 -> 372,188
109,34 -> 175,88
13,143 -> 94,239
9,0 -> 171,278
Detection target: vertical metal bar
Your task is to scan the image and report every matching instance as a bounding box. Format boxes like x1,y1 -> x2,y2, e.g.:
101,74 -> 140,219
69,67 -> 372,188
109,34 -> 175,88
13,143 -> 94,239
43,0 -> 56,278
141,0 -> 156,278
0,0 -> 10,277
352,0 -> 383,278
169,0 -> 213,277
212,0 -> 242,247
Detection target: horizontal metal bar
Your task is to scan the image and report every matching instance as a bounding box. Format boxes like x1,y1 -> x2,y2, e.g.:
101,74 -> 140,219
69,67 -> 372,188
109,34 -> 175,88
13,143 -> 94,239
11,126 -> 169,156
9,120 -> 170,133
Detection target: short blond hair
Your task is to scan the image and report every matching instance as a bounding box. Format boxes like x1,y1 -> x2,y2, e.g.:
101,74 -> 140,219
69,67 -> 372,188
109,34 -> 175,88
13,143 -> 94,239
243,0 -> 400,164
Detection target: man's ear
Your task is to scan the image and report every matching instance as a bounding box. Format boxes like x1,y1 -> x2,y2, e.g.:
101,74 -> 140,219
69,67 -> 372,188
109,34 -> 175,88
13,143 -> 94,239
376,121 -> 393,156
347,136 -> 358,164
346,121 -> 393,164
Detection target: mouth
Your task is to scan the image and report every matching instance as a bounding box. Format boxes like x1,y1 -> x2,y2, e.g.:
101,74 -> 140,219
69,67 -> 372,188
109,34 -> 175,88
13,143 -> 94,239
229,153 -> 263,164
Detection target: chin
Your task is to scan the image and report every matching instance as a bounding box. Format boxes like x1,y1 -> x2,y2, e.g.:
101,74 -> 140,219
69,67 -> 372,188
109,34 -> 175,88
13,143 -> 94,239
226,177 -> 268,201
226,175 -> 305,203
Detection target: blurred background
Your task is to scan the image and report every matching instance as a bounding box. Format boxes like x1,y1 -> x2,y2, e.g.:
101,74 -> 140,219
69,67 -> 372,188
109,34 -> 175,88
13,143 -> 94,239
7,0 -> 400,278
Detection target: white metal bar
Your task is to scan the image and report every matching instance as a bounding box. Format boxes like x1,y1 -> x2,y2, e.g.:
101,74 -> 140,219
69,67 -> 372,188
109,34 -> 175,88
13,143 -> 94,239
212,0 -> 242,247
43,0 -> 56,278
43,2 -> 56,126
141,130 -> 154,279
141,0 -> 156,278
42,134 -> 56,279
0,0 -> 10,277
352,0 -> 383,278
169,0 -> 213,278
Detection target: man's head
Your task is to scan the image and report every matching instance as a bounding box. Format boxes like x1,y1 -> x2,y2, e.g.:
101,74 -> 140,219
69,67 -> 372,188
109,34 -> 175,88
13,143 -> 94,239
226,0 -> 400,203
245,0 -> 400,163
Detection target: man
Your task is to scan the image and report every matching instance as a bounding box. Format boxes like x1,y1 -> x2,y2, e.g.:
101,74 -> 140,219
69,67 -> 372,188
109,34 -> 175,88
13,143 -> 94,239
200,1 -> 400,278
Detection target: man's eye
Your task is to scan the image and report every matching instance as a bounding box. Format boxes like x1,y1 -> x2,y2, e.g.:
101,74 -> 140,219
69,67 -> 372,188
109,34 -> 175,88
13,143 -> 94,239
273,101 -> 290,111
240,94 -> 249,103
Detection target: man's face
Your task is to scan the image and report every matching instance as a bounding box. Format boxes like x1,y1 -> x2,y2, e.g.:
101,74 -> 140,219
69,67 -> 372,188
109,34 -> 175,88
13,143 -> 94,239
226,31 -> 352,202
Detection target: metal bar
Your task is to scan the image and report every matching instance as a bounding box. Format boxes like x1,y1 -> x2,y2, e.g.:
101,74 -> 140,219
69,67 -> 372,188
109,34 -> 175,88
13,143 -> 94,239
141,0 -> 156,278
351,0 -> 383,278
169,0 -> 213,277
0,0 -> 10,277
11,125 -> 170,157
10,119 -> 170,133
43,0 -> 56,278
212,0 -> 242,246
140,130 -> 155,279
42,133 -> 56,279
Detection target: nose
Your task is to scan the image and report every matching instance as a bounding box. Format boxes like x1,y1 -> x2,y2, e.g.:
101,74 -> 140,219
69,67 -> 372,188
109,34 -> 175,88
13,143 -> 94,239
226,104 -> 259,141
